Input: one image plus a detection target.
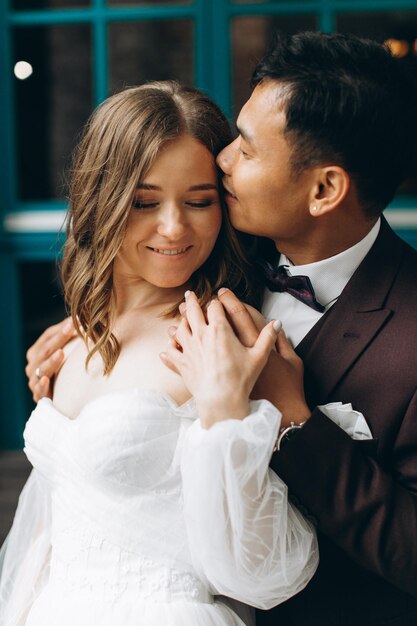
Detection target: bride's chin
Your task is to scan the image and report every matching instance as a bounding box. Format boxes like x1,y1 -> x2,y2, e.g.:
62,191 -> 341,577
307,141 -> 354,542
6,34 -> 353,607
150,276 -> 193,290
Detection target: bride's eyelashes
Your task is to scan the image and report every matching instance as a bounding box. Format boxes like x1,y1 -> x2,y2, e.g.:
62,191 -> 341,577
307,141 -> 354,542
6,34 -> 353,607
132,200 -> 158,210
132,198 -> 217,211
186,199 -> 216,209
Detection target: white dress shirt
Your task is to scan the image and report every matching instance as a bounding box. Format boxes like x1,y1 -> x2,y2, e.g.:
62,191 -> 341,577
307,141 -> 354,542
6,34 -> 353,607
262,219 -> 381,439
262,219 -> 381,348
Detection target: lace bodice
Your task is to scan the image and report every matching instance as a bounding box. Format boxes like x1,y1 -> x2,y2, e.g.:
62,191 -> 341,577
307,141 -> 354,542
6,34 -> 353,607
0,389 -> 318,626
25,391 -> 199,568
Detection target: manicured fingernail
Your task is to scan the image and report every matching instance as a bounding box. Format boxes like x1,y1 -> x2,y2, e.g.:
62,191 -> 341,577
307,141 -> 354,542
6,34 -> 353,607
273,320 -> 282,332
52,350 -> 62,362
179,302 -> 186,314
217,287 -> 228,296
184,290 -> 191,298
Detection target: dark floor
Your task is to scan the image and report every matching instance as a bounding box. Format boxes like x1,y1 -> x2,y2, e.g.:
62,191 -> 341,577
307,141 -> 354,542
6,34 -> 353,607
0,451 -> 32,545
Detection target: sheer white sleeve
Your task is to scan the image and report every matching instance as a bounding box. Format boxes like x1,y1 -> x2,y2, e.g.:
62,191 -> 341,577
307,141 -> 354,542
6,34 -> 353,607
181,399 -> 319,610
0,469 -> 51,626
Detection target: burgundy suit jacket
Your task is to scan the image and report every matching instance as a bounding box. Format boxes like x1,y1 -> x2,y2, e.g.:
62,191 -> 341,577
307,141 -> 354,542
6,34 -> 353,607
258,217 -> 417,626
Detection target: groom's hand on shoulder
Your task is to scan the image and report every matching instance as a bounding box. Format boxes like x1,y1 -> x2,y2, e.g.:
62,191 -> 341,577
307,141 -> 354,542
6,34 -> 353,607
25,317 -> 77,402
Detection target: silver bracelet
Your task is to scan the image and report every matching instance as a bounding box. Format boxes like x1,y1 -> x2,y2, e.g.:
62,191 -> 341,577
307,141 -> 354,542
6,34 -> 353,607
273,420 -> 306,453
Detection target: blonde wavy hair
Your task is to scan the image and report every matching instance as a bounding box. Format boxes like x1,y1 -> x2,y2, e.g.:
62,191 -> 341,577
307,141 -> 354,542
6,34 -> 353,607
62,81 -> 255,374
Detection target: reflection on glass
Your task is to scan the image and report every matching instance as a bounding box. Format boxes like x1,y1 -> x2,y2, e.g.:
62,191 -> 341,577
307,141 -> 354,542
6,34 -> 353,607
13,25 -> 92,200
336,11 -> 417,196
232,14 -> 317,117
109,20 -> 193,94
385,38 -> 410,58
14,61 -> 33,80
13,0 -> 90,9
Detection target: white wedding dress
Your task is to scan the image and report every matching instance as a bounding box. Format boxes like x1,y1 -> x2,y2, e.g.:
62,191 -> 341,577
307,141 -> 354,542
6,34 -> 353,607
0,389 -> 318,626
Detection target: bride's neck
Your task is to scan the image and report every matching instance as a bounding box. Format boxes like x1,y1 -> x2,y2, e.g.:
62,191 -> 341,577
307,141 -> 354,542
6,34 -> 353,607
113,276 -> 189,317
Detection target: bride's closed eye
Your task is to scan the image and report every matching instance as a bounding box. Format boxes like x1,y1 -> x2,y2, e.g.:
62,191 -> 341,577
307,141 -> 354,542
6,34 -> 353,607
132,198 -> 217,211
132,200 -> 158,210
186,199 -> 216,209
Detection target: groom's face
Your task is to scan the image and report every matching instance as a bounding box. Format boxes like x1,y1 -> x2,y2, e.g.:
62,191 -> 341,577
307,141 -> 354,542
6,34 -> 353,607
217,81 -> 316,249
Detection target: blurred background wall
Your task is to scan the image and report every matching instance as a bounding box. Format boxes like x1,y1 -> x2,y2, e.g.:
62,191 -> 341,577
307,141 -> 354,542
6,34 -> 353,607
1,0 -> 417,449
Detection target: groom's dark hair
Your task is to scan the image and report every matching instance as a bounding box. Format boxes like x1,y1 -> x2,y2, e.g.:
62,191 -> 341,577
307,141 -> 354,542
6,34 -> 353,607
252,31 -> 417,217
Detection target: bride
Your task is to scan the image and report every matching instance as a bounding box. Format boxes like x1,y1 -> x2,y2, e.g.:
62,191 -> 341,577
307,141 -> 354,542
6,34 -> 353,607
0,81 -> 318,626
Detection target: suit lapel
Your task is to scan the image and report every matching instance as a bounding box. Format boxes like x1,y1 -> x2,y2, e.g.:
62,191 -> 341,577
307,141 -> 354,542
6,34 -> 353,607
296,218 -> 404,404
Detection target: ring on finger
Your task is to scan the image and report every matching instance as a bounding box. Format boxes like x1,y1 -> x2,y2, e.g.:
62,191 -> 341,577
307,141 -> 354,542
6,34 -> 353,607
35,366 -> 43,381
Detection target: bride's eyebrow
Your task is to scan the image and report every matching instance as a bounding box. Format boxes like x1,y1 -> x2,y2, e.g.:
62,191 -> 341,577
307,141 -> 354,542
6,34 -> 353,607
187,184 -> 218,191
136,184 -> 161,191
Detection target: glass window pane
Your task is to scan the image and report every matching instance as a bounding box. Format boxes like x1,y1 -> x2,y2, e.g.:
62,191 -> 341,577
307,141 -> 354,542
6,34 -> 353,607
232,15 -> 318,116
336,11 -> 417,196
13,25 -> 93,200
336,10 -> 417,43
19,260 -> 66,417
109,20 -> 194,94
13,0 -> 90,9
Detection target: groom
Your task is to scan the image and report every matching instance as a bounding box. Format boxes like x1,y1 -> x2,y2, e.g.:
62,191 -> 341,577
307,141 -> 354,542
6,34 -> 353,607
26,33 -> 417,625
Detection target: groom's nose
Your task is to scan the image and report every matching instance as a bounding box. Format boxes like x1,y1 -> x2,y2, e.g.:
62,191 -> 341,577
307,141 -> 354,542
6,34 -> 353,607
216,138 -> 238,174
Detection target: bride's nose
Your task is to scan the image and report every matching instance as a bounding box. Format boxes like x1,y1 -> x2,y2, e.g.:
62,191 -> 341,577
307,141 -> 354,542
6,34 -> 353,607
157,204 -> 187,239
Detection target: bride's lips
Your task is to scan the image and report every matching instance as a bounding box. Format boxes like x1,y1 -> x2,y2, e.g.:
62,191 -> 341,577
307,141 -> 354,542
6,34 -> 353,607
146,245 -> 193,258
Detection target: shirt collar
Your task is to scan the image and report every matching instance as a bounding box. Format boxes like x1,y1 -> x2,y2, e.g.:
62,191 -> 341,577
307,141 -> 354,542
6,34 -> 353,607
279,219 -> 381,308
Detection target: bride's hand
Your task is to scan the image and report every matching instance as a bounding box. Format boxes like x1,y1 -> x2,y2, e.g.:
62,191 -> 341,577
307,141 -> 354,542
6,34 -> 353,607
217,288 -> 311,429
159,291 -> 281,428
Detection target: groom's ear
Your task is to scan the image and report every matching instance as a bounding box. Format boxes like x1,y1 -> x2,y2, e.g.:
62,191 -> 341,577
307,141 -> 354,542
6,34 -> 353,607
308,166 -> 350,217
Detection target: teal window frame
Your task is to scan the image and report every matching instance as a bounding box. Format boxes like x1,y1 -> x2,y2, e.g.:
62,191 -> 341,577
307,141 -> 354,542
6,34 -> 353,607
1,0 -> 417,448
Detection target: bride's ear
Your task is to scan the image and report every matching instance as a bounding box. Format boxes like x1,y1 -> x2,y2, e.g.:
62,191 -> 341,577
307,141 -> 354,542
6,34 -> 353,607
308,166 -> 350,217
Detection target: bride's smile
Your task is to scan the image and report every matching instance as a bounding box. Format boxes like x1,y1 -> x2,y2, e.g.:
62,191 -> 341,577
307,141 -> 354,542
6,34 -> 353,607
113,134 -> 222,297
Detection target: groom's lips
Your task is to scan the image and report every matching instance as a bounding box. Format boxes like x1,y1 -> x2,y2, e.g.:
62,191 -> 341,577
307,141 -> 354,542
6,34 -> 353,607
222,179 -> 238,200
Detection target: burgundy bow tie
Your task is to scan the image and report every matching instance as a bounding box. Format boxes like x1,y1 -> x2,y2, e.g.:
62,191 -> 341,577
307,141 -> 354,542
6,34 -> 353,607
262,263 -> 325,313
